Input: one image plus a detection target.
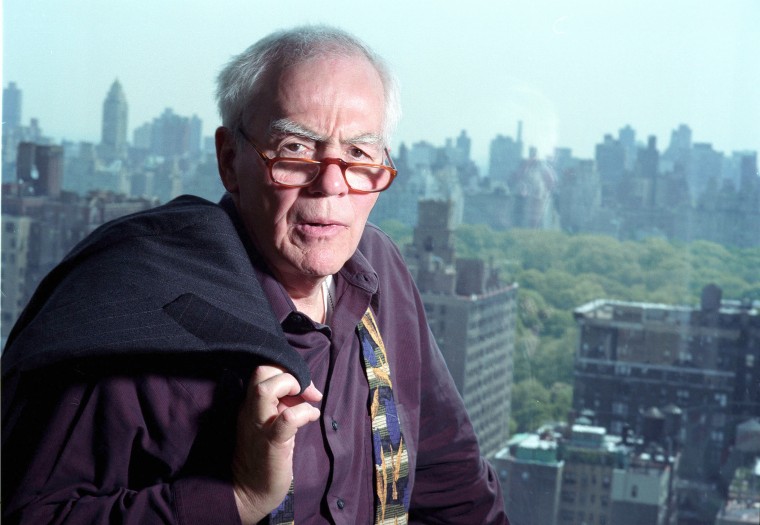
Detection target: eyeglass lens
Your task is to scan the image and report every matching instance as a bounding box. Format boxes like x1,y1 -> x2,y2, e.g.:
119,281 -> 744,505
272,159 -> 392,192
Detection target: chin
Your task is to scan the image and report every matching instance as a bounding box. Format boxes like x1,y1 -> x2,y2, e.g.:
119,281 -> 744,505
300,254 -> 349,278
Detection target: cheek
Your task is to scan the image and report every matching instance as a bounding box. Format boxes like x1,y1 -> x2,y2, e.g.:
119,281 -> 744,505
348,194 -> 379,237
264,192 -> 303,241
237,181 -> 289,242
354,194 -> 379,222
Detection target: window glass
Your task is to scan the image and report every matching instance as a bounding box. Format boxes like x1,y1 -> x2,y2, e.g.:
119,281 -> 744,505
3,2 -> 758,524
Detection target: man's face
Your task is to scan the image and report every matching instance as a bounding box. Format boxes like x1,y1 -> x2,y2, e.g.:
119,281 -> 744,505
218,54 -> 386,292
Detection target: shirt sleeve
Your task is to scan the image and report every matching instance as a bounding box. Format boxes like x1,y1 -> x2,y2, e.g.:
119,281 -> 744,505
407,324 -> 510,524
2,367 -> 243,525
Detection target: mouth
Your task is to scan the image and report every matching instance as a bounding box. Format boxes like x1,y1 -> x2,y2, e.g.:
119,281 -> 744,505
294,218 -> 347,236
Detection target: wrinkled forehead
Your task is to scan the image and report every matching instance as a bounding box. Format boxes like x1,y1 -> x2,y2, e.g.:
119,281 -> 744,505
246,53 -> 384,116
244,53 -> 386,140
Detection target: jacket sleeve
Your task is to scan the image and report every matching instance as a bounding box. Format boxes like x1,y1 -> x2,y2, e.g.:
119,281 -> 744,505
2,367 -> 244,525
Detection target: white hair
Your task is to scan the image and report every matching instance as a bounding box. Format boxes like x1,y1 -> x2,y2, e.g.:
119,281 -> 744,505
216,25 -> 401,144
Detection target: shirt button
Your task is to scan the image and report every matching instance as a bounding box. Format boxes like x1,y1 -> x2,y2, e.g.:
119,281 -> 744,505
331,419 -> 339,431
337,498 -> 345,510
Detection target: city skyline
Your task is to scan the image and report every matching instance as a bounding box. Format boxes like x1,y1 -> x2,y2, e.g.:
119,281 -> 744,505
3,0 -> 759,163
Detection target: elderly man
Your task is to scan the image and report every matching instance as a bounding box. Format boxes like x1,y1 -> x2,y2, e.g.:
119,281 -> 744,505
2,27 -> 509,524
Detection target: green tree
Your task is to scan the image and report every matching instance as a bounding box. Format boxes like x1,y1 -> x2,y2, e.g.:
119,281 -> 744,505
511,379 -> 552,433
378,219 -> 411,247
451,223 -> 760,433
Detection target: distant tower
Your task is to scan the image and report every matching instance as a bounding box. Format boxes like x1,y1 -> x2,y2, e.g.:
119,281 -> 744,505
3,82 -> 24,177
16,142 -> 64,198
488,122 -> 524,187
618,124 -> 637,170
100,79 -> 128,161
636,135 -> 660,207
3,82 -> 23,131
456,130 -> 471,159
595,133 -> 626,206
662,124 -> 692,174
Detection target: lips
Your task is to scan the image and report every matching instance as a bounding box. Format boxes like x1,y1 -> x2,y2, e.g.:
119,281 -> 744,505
294,217 -> 348,237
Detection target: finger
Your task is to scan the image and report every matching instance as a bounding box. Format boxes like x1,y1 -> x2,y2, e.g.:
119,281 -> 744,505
268,402 -> 322,444
252,364 -> 287,384
251,372 -> 303,404
243,375 -> 321,431
301,382 -> 323,403
249,367 -> 323,403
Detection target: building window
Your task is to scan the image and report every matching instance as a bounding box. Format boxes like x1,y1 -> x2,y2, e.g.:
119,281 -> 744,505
715,393 -> 727,407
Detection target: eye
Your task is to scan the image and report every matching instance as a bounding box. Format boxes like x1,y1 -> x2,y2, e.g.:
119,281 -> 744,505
279,142 -> 311,158
347,146 -> 371,161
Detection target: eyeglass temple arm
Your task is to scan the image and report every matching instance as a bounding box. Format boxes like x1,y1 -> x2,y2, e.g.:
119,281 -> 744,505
384,148 -> 397,171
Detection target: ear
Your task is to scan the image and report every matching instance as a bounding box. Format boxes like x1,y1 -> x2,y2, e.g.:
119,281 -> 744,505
215,126 -> 239,193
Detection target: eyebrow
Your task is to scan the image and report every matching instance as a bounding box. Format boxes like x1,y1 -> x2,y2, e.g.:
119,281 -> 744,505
270,118 -> 384,147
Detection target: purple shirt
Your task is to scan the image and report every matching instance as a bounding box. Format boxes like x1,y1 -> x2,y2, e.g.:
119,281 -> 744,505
2,202 -> 508,524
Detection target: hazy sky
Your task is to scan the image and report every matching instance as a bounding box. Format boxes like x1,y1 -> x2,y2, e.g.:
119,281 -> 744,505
3,0 -> 759,164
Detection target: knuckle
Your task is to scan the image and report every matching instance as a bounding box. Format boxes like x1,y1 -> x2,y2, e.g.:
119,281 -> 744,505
252,381 -> 275,399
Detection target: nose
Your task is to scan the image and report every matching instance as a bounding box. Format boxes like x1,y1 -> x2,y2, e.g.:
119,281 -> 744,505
307,160 -> 349,197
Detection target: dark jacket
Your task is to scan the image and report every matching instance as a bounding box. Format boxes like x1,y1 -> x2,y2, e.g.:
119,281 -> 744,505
2,194 -> 509,524
2,195 -> 309,523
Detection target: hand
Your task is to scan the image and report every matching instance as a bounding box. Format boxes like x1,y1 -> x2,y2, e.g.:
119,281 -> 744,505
231,365 -> 322,524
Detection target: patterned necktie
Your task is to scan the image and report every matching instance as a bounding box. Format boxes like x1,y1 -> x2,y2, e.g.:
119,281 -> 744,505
270,307 -> 410,524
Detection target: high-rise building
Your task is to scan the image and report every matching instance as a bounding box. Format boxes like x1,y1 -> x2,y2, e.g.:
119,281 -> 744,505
492,432 -> 563,525
630,135 -> 659,208
572,285 -> 760,487
100,79 -> 129,161
405,199 -> 518,458
618,124 -> 637,171
595,133 -> 626,206
714,426 -> 760,525
508,149 -> 560,229
689,143 -> 723,200
3,82 -> 22,131
2,82 -> 24,178
132,108 -> 203,158
16,142 -> 64,198
1,215 -> 34,339
555,157 -> 600,233
493,422 -> 678,525
662,124 -> 692,174
488,121 -> 524,187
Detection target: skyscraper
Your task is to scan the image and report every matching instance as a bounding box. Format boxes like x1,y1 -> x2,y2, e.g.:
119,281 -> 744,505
405,199 -> 518,458
572,285 -> 760,480
488,121 -> 524,187
16,142 -> 64,198
3,82 -> 24,178
100,79 -> 128,161
3,82 -> 22,131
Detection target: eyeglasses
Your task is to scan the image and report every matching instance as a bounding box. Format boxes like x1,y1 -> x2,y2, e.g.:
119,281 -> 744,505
238,128 -> 397,194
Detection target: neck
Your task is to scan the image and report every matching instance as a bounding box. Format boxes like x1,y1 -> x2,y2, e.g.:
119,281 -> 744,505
284,277 -> 327,323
